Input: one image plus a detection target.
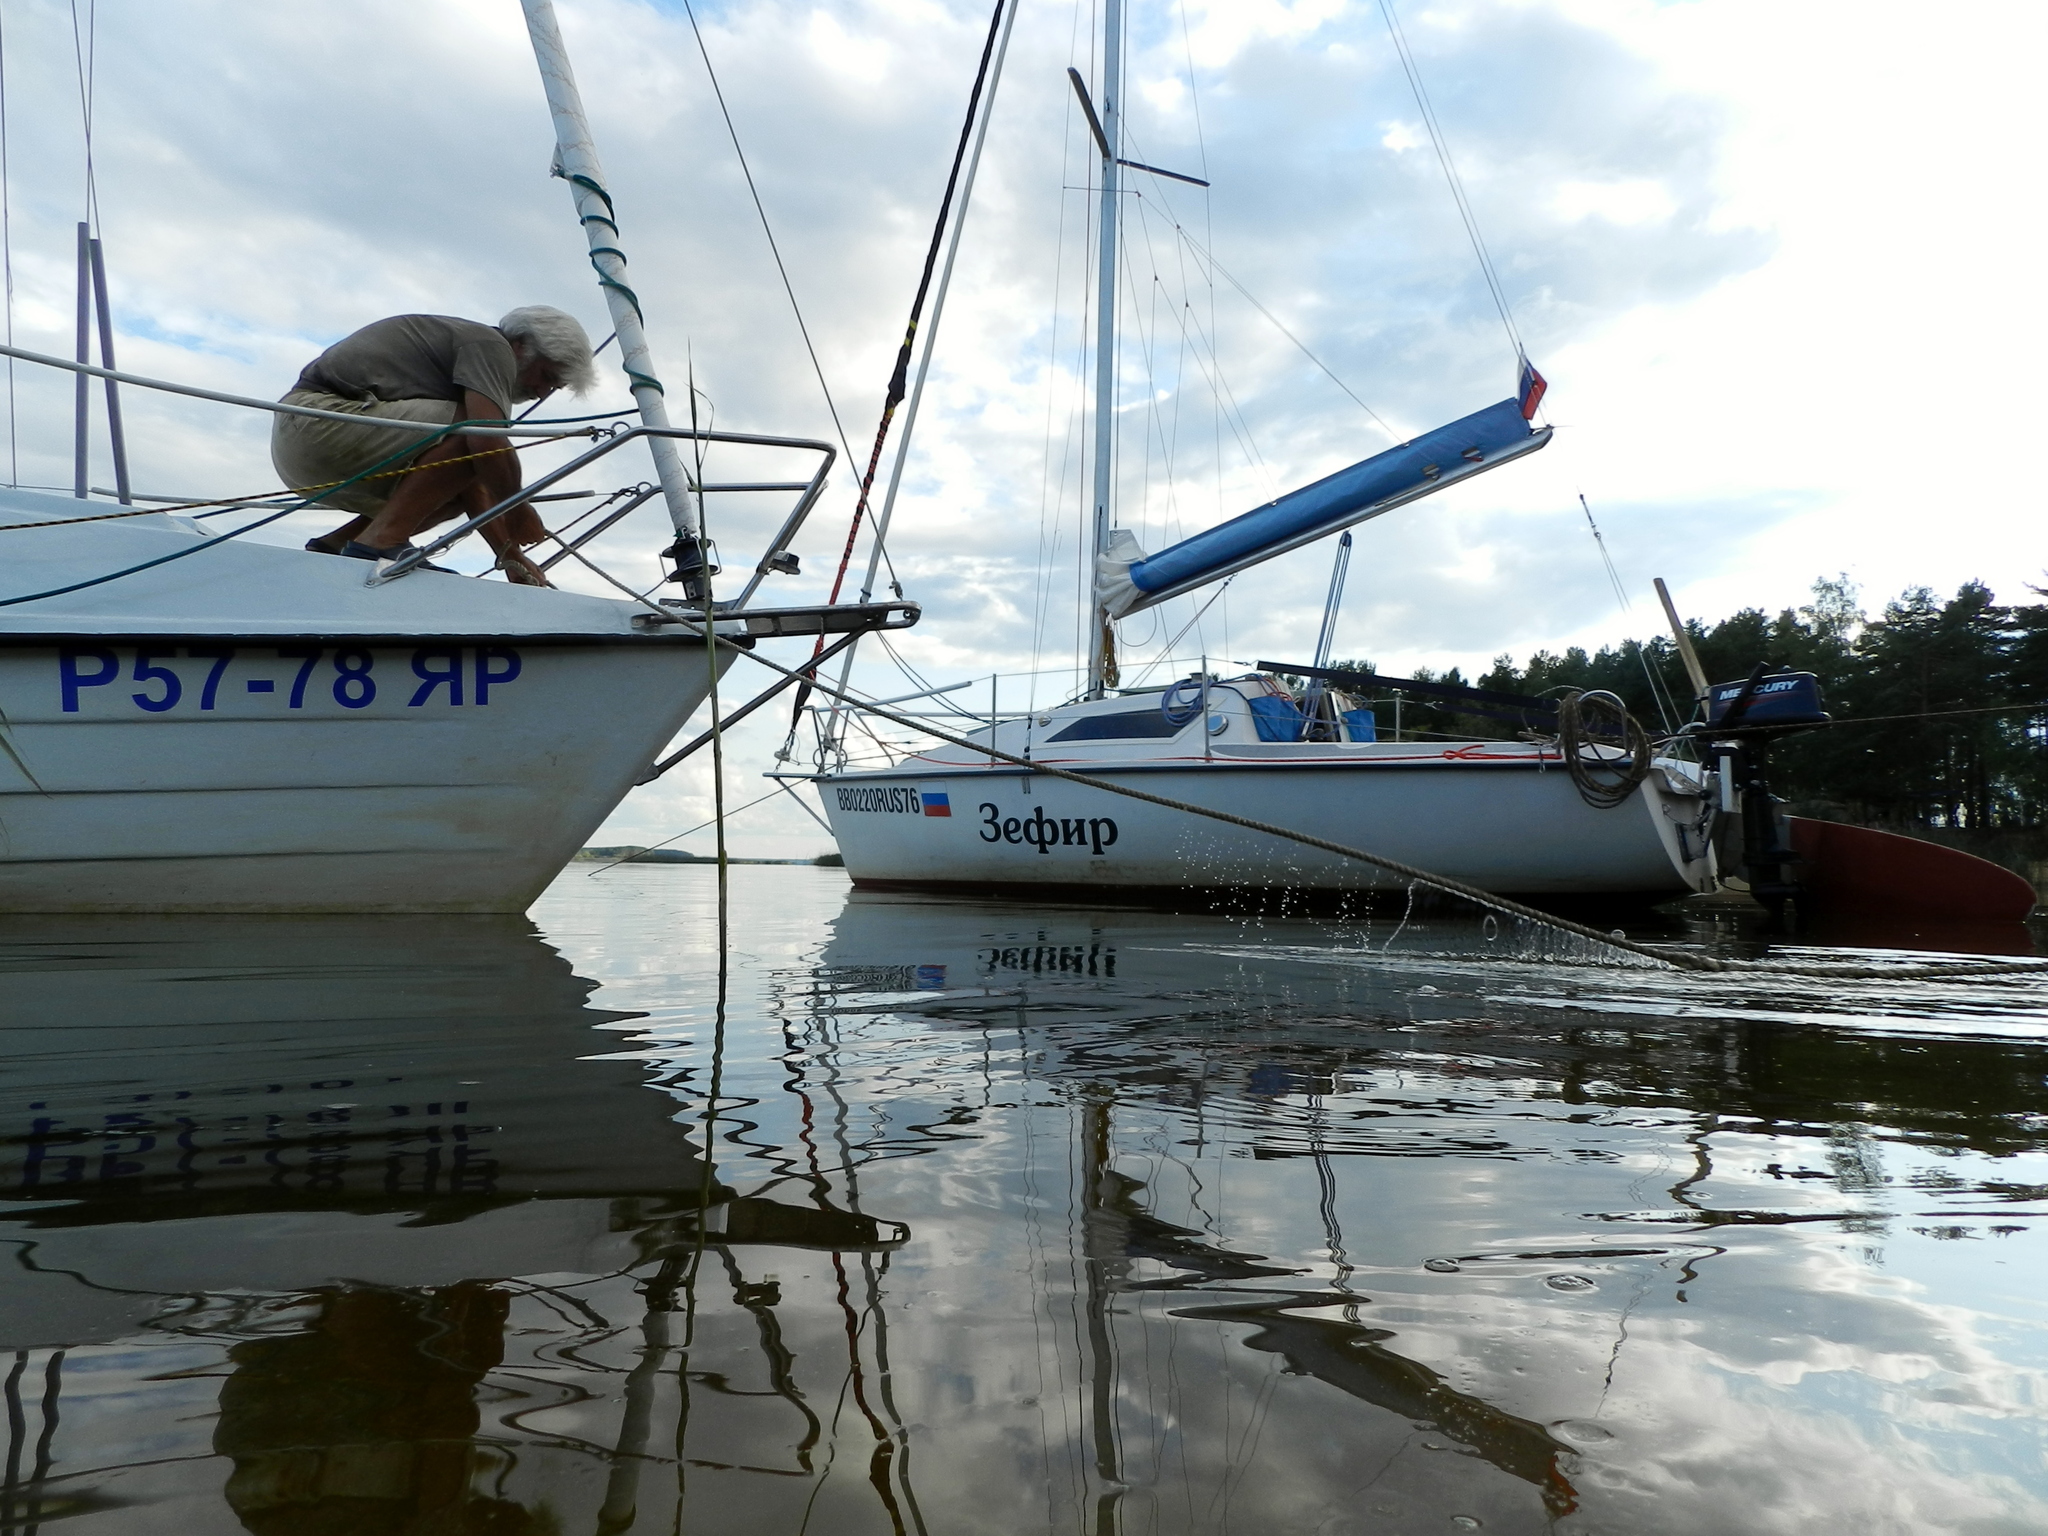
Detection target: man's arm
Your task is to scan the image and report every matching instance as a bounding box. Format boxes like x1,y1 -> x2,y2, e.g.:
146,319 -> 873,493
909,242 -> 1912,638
460,389 -> 548,562
460,389 -> 522,506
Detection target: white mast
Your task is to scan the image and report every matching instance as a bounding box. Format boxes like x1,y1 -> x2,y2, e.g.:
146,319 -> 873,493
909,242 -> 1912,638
519,0 -> 709,594
1085,0 -> 1123,698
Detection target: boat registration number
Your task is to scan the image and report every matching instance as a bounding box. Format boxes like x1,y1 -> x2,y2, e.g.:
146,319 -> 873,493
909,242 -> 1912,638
52,644 -> 524,713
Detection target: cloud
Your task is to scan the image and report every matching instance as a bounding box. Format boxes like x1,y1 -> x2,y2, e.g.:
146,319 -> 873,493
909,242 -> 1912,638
9,0 -> 2037,850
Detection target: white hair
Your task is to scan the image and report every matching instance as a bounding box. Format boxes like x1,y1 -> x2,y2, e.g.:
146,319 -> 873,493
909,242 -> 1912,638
499,305 -> 597,396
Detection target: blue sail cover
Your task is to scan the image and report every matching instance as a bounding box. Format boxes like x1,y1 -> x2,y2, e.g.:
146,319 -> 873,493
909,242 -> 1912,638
1097,397 -> 1549,617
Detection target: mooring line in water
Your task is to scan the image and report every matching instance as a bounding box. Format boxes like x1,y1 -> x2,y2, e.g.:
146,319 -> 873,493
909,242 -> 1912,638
664,618 -> 2048,984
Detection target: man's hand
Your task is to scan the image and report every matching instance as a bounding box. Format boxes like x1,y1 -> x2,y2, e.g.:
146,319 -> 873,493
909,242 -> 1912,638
497,548 -> 554,587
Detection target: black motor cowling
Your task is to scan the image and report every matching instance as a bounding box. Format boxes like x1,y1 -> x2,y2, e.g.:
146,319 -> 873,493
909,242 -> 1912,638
1696,666 -> 1831,926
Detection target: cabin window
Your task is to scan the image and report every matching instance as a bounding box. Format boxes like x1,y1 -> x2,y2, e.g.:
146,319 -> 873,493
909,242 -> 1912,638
1044,709 -> 1190,742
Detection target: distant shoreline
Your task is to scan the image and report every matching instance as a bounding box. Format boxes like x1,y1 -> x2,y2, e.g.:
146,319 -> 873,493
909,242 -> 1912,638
574,846 -> 843,868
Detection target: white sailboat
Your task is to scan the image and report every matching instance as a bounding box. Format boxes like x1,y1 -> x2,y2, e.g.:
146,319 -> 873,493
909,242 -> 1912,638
816,0 -> 1715,905
0,0 -> 912,914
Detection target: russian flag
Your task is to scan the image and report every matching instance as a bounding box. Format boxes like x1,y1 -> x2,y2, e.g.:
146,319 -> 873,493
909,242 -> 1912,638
1517,356 -> 1547,420
919,785 -> 951,817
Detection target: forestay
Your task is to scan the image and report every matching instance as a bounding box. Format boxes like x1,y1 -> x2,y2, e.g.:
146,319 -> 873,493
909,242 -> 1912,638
1096,395 -> 1550,617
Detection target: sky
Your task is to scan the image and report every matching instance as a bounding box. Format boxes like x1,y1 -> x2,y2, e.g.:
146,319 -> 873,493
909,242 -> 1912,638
2,0 -> 2041,854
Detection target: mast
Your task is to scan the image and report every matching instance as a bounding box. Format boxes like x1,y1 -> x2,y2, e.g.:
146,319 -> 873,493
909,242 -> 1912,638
1085,0 -> 1123,699
518,0 -> 711,599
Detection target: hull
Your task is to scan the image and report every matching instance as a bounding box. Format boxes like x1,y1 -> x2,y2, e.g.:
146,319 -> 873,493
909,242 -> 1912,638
0,635 -> 730,912
822,752 -> 1711,900
0,487 -> 734,913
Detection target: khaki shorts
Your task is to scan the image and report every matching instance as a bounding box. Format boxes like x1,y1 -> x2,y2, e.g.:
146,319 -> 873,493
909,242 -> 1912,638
270,390 -> 459,517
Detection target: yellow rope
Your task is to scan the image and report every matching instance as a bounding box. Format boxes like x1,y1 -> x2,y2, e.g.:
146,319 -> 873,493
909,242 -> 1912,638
0,439 -> 541,534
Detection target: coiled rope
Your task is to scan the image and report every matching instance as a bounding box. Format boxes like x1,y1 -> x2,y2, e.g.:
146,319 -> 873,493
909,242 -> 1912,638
1556,689 -> 1653,810
663,618 -> 2048,984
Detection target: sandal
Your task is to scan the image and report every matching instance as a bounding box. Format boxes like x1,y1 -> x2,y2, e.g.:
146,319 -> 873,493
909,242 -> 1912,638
340,540 -> 453,573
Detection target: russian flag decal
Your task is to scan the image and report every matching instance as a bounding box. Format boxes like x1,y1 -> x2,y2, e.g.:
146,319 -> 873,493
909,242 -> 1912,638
919,785 -> 951,817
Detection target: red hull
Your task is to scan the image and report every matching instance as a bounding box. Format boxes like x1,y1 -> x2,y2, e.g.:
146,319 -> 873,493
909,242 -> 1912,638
1787,817 -> 2036,922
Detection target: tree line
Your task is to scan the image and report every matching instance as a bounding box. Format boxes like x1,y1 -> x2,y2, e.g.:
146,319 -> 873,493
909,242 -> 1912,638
1334,577 -> 2048,831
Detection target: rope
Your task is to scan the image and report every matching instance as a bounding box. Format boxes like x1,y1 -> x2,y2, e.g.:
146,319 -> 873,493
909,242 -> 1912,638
0,437 -> 549,533
0,419 -> 484,608
583,784 -> 787,875
819,0 -> 1004,612
664,619 -> 2048,983
1556,690 -> 1653,810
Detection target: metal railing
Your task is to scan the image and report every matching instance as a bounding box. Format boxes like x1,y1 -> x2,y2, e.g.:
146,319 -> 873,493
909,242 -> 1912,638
0,343 -> 836,613
375,423 -> 834,600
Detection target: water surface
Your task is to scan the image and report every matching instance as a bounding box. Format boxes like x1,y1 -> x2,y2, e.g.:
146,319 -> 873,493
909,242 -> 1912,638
3,868 -> 2046,1534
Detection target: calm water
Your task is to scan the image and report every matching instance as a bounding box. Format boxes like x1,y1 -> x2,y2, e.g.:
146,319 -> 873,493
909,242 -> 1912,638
3,867 -> 2047,1535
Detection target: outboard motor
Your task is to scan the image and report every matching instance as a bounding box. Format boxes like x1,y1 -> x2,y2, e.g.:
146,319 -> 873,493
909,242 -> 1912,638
1693,666 -> 1830,927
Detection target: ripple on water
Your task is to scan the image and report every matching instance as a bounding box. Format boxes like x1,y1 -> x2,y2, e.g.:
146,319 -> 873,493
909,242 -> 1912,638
0,871 -> 2043,1534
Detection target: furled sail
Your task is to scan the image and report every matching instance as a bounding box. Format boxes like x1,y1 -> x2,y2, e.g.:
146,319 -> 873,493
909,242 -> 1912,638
1096,395 -> 1551,618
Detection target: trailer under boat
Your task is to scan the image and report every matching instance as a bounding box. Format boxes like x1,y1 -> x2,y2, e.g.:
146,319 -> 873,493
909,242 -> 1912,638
818,674 -> 1716,905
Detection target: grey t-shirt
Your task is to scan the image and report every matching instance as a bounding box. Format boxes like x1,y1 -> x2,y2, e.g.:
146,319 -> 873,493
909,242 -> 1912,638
295,315 -> 520,416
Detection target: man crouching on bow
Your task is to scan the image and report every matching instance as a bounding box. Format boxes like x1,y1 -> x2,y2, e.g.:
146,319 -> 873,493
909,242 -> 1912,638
272,306 -> 597,585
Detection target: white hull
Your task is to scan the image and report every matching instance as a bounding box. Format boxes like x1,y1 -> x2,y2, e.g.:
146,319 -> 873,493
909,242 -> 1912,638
0,488 -> 731,913
0,637 -> 727,912
819,684 -> 1714,901
827,754 -> 1706,899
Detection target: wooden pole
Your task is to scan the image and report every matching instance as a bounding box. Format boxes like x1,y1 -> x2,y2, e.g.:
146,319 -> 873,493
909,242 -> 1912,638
1654,577 -> 1710,702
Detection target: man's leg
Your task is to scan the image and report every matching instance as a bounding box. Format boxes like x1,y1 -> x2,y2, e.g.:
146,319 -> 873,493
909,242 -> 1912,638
355,437 -> 497,550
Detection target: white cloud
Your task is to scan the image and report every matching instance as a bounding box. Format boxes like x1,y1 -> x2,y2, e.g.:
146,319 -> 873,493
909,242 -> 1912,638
1553,177 -> 1674,226
9,0 -> 2041,850
1380,119 -> 1426,153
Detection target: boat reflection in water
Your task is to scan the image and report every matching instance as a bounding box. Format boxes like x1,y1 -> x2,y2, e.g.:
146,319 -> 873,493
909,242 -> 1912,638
4,873 -> 2048,1534
0,913 -> 903,1535
802,888 -> 2048,1536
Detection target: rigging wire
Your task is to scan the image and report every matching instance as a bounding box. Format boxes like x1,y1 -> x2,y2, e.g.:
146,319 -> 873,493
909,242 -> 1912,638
1172,225 -> 1397,442
1027,69 -> 1084,709
0,5 -> 13,485
811,0 -> 1021,757
790,0 -> 1008,740
1123,576 -> 1233,688
1577,492 -> 1680,732
1376,0 -> 1523,362
819,0 -> 1007,616
677,0 -> 858,474
68,0 -> 97,234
